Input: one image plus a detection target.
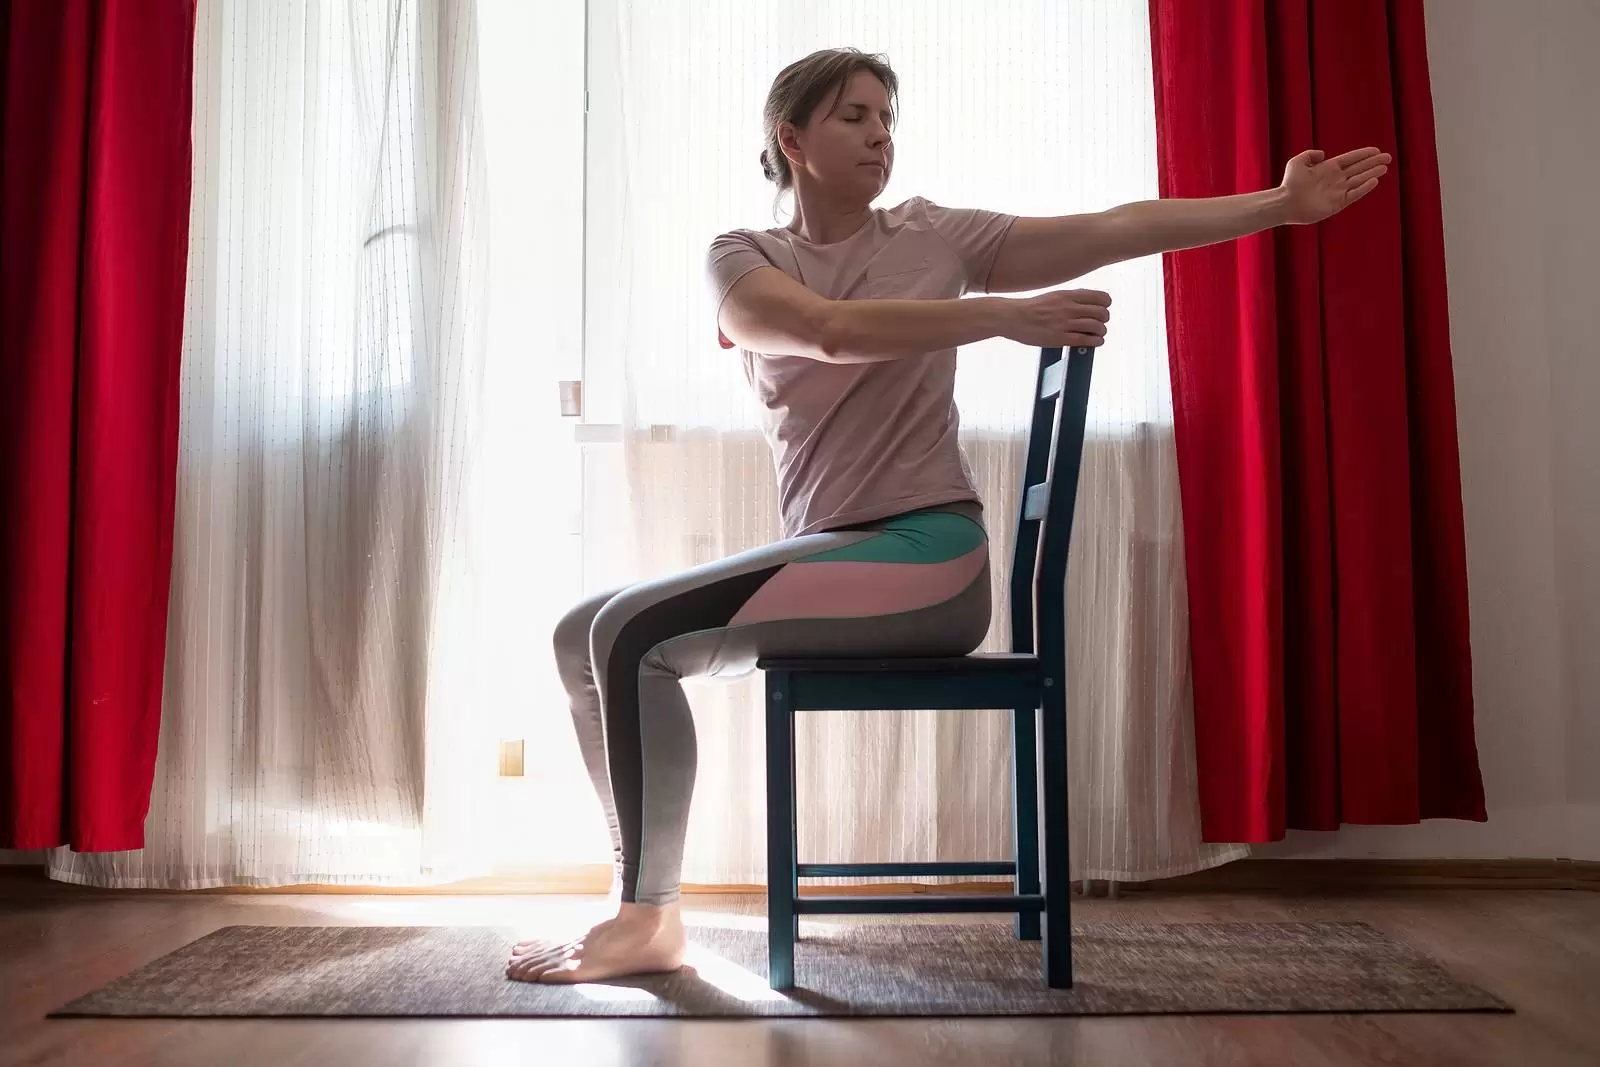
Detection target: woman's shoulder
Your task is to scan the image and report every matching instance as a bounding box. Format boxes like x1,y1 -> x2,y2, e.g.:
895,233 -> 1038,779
708,228 -> 793,282
705,226 -> 790,306
881,195 -> 934,217
709,223 -> 787,250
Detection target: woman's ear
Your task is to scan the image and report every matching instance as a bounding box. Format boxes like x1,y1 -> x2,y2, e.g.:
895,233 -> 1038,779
777,122 -> 804,170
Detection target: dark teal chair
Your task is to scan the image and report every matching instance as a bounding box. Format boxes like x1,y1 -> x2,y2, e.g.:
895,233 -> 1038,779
757,344 -> 1095,991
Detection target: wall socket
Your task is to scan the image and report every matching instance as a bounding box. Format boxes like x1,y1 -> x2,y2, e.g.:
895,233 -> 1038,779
498,739 -> 525,777
558,380 -> 583,417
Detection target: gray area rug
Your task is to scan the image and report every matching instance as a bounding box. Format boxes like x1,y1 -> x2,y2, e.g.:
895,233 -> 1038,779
51,920 -> 1510,1018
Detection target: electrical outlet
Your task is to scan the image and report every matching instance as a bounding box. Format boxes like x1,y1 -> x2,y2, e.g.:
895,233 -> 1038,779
498,739 -> 525,777
558,381 -> 583,417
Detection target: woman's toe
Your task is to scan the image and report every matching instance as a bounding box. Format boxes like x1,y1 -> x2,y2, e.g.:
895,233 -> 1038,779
507,955 -> 544,981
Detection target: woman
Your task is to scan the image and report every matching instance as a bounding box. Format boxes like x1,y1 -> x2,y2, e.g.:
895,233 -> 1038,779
509,47 -> 1388,983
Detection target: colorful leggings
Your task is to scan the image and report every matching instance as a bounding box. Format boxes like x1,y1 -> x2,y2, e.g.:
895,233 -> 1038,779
552,500 -> 992,905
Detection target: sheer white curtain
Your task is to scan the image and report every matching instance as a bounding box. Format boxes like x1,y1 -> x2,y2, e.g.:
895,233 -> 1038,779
579,0 -> 1247,884
50,0 -> 497,888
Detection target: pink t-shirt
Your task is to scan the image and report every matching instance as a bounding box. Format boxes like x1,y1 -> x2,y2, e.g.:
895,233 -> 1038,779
707,196 -> 1017,539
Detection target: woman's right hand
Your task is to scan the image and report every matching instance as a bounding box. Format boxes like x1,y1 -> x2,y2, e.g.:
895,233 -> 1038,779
1002,289 -> 1112,348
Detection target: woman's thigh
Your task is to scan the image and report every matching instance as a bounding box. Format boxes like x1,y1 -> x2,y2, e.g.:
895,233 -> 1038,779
589,502 -> 993,685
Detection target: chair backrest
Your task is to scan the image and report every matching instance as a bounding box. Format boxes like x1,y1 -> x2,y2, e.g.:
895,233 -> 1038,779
1007,346 -> 1096,676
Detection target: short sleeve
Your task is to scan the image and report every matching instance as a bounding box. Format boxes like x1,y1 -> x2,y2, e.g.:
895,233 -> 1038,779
917,198 -> 1017,294
706,231 -> 775,310
706,232 -> 776,349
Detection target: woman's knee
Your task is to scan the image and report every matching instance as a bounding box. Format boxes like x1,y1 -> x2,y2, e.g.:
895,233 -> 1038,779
552,587 -> 623,670
589,586 -> 648,656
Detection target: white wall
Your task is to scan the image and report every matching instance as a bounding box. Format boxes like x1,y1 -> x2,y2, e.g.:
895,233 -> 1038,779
1270,0 -> 1599,862
1536,3 -> 1600,865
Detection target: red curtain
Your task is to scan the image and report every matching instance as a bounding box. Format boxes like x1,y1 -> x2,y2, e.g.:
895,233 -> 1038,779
0,0 -> 195,850
1148,0 -> 1486,841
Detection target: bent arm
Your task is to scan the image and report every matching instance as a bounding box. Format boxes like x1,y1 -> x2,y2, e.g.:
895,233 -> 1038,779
717,266 -> 1012,365
986,189 -> 1291,293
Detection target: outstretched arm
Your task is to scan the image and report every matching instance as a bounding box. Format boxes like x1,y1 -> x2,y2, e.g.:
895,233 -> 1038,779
717,266 -> 1110,363
985,147 -> 1392,294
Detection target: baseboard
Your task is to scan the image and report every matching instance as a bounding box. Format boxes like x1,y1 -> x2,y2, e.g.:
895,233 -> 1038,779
0,866 -> 616,897
449,859 -> 1600,895
3,858 -> 1596,896
1140,858 -> 1600,893
692,859 -> 1600,895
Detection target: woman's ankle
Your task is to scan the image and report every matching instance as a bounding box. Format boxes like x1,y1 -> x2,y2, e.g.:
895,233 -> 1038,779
616,899 -> 680,925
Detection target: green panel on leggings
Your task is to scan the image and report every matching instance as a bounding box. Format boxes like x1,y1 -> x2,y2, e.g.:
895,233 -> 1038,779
798,508 -> 986,565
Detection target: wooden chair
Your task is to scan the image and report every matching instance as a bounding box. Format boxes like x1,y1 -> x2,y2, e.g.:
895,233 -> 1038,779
757,344 -> 1096,990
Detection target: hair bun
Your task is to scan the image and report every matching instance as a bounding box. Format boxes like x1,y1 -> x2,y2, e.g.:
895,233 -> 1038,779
759,149 -> 775,181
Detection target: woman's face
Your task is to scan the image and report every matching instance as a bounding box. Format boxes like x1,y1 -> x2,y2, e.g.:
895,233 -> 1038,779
783,70 -> 895,202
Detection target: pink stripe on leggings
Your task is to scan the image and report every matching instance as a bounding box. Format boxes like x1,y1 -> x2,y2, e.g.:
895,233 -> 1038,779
727,544 -> 989,627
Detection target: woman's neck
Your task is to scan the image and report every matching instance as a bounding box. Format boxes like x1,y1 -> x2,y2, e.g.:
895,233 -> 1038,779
787,183 -> 873,245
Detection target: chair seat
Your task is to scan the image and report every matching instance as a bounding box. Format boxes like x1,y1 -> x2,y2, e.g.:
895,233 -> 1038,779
757,652 -> 1044,711
757,651 -> 1039,673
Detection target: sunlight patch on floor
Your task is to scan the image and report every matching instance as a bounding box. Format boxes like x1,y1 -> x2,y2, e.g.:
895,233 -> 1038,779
682,943 -> 790,1003
571,983 -> 659,1003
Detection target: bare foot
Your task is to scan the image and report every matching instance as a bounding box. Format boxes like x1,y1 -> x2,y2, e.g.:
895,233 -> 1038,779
506,902 -> 687,983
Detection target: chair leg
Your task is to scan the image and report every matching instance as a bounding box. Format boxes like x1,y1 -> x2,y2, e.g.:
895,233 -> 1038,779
1040,680 -> 1073,988
766,671 -> 797,990
1011,704 -> 1042,942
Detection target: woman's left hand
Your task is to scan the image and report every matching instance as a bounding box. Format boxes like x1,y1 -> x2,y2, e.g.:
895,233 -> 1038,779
1280,146 -> 1392,224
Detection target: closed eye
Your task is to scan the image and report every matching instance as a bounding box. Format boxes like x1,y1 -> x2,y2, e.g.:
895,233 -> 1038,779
843,105 -> 895,128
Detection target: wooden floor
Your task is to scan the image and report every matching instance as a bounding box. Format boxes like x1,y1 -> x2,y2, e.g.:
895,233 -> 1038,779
3,877 -> 1598,1067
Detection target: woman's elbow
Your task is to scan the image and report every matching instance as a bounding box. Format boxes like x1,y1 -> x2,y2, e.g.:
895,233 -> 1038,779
721,298 -> 840,361
808,302 -> 853,362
